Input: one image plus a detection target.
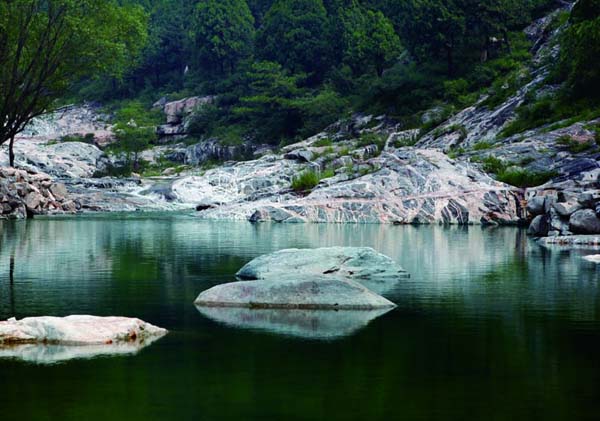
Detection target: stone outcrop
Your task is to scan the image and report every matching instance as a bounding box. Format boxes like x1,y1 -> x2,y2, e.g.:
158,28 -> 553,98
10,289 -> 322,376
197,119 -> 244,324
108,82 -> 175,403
0,167 -> 80,218
0,140 -> 110,179
155,96 -> 214,142
17,104 -> 113,147
189,148 -> 525,225
0,316 -> 167,345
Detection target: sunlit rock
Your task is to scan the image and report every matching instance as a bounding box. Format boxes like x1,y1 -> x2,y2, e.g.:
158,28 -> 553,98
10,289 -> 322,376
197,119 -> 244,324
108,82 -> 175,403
196,305 -> 394,340
195,277 -> 396,310
0,316 -> 167,346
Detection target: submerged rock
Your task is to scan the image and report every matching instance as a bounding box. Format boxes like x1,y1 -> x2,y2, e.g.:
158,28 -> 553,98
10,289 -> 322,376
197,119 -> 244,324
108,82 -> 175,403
196,306 -> 394,340
236,247 -> 408,294
0,316 -> 167,345
194,277 -> 396,310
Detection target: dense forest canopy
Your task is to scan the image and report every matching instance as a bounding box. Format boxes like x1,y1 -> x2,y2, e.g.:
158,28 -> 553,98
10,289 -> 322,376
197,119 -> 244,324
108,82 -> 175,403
5,0 -> 600,149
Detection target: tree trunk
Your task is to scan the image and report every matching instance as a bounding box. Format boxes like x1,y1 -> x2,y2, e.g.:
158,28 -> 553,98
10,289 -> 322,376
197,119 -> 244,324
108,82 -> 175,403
8,135 -> 15,167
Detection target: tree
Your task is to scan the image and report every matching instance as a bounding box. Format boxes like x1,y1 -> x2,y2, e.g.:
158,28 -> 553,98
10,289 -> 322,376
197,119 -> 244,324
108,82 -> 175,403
398,0 -> 465,76
559,0 -> 600,98
340,1 -> 402,77
234,61 -> 305,140
256,0 -> 331,81
191,0 -> 255,76
0,0 -> 147,167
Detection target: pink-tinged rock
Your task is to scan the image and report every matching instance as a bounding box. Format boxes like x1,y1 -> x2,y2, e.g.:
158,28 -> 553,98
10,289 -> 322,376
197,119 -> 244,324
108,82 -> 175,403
0,316 -> 167,345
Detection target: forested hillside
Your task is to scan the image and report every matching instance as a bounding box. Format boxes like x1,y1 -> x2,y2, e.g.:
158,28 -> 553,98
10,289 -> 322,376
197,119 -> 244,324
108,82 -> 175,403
71,0 -> 599,149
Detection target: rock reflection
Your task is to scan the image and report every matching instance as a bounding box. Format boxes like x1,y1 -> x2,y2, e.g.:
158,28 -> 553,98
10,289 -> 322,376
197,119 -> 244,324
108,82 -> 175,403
196,305 -> 393,340
0,336 -> 164,365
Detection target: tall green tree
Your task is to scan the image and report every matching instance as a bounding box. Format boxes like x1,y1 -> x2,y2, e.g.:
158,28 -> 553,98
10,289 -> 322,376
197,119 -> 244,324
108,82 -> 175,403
559,0 -> 600,98
191,0 -> 255,76
0,0 -> 147,167
340,1 -> 402,76
256,0 -> 331,81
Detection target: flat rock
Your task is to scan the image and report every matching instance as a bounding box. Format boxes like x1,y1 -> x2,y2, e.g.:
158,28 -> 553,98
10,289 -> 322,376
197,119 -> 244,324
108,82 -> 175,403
196,306 -> 394,340
0,316 -> 167,345
194,277 -> 397,310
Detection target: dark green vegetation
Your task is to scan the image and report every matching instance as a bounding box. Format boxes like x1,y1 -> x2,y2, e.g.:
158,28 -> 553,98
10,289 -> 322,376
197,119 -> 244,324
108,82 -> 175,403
70,0 -> 581,147
473,155 -> 557,187
2,218 -> 600,420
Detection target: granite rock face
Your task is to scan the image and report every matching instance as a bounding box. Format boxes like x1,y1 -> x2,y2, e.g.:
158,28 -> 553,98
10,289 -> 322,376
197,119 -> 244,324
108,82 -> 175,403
0,316 -> 167,345
191,148 -> 525,225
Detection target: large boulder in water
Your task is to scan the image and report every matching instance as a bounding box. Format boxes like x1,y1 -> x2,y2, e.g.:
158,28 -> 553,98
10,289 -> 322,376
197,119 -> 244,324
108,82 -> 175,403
235,247 -> 408,295
0,316 -> 167,345
194,277 -> 396,310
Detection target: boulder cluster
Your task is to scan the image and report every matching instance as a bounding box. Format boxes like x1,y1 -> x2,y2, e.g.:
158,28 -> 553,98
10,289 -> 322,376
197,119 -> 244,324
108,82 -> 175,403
195,247 -> 408,310
0,167 -> 79,219
527,189 -> 600,237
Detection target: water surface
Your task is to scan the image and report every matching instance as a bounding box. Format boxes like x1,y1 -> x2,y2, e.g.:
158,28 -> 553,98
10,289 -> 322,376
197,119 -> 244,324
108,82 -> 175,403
0,214 -> 599,420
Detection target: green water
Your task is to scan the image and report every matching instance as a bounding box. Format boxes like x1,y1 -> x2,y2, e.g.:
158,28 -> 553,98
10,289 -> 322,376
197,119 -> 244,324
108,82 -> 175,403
0,214 -> 599,420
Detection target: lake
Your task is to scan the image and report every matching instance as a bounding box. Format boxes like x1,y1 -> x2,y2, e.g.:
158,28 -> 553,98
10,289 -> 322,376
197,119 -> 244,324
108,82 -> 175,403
0,213 -> 599,420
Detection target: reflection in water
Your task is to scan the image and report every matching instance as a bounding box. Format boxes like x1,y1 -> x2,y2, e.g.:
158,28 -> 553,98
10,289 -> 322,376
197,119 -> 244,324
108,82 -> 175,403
196,305 -> 394,340
0,336 -> 164,365
0,214 -> 599,420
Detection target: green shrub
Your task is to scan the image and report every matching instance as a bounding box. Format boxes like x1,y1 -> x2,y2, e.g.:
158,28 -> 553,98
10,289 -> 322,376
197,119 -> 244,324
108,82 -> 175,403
497,169 -> 557,188
479,156 -> 507,174
472,141 -> 494,151
313,137 -> 333,147
291,170 -> 321,192
59,133 -> 95,144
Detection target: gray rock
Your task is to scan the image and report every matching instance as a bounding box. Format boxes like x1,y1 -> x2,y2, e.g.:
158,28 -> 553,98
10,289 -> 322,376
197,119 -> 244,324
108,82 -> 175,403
528,215 -> 549,237
527,196 -> 546,216
49,183 -> 68,200
0,316 -> 167,346
570,209 -> 600,234
194,277 -> 396,310
284,149 -> 314,163
553,201 -> 581,218
236,247 -> 408,295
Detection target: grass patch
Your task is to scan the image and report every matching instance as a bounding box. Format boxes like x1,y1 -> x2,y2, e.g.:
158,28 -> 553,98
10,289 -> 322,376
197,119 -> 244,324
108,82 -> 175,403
291,168 -> 335,193
497,169 -> 557,187
313,137 -> 333,147
472,141 -> 494,151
